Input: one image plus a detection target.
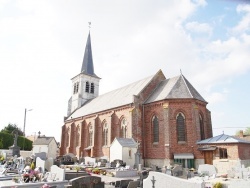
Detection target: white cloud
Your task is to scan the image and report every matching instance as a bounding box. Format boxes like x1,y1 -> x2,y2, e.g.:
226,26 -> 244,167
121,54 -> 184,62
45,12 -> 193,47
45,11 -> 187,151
233,4 -> 250,33
185,21 -> 213,35
0,0 -> 250,141
206,91 -> 228,105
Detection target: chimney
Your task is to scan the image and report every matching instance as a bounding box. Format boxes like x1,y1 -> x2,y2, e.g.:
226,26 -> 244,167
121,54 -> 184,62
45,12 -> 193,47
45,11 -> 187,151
239,130 -> 244,138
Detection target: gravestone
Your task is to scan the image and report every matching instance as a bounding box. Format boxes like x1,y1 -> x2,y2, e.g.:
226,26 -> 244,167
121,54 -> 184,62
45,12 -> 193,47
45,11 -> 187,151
166,168 -> 172,176
34,152 -> 47,160
138,170 -> 149,187
84,156 -> 96,166
68,175 -> 104,188
127,180 -> 140,188
134,150 -> 141,169
119,179 -> 133,188
45,157 -> 54,172
36,157 -> 45,173
172,165 -> 183,177
198,164 -> 217,176
106,162 -> 111,168
9,130 -> 20,157
51,165 -> 65,181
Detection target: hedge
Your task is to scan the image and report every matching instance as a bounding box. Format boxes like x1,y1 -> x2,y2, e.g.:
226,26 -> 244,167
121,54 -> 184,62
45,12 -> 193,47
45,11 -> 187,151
0,132 -> 32,150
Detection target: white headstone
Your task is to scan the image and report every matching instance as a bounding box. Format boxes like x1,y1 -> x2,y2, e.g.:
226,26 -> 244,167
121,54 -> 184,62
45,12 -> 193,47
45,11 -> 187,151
198,164 -> 217,176
51,165 -> 65,181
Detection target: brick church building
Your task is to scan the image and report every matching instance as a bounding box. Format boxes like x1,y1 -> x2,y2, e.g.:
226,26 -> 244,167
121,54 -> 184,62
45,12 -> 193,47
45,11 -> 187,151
60,32 -> 213,168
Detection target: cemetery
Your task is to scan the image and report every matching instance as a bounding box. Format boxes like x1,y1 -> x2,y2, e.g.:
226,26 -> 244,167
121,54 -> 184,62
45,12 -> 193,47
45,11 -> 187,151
1,147 -> 250,188
1,133 -> 250,188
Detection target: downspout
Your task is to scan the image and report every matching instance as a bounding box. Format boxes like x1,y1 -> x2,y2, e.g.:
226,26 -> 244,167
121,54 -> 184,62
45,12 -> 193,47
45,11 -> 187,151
142,104 -> 146,167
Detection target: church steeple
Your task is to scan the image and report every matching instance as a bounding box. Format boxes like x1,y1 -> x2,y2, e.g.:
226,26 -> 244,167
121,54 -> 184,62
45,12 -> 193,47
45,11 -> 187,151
81,32 -> 95,75
67,26 -> 101,116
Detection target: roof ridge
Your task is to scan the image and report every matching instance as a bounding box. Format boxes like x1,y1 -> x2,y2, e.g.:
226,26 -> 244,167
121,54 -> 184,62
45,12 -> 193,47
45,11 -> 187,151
180,74 -> 193,98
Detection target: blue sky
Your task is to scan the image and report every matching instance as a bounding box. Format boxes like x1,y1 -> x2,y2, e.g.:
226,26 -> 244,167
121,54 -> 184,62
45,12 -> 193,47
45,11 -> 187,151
0,0 -> 250,142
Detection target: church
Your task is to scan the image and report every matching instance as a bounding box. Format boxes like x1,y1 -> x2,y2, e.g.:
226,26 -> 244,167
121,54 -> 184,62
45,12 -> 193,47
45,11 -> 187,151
60,32 -> 213,168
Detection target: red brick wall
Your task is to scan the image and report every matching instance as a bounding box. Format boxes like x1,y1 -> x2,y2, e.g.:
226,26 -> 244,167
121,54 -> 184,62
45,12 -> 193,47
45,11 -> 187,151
60,71 -> 212,165
138,70 -> 165,103
238,143 -> 250,160
143,99 -> 211,160
60,105 -> 134,159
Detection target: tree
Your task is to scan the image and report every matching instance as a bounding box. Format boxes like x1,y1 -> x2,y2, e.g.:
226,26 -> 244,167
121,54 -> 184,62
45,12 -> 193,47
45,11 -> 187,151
244,127 -> 250,135
235,127 -> 250,136
1,124 -> 24,136
0,138 -> 3,149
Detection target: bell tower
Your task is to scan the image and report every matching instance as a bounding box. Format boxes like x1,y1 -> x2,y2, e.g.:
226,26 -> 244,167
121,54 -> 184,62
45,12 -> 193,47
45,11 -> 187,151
68,28 -> 101,115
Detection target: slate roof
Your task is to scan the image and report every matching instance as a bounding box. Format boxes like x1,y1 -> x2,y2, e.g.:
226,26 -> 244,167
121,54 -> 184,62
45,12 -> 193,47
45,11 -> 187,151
114,138 -> 137,148
68,71 -> 207,120
33,137 -> 55,145
81,32 -> 98,77
145,74 -> 206,103
68,73 -> 157,119
197,134 -> 250,144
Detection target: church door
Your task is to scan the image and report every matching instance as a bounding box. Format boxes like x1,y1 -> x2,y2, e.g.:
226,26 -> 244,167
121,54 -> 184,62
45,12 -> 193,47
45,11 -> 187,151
204,151 -> 213,165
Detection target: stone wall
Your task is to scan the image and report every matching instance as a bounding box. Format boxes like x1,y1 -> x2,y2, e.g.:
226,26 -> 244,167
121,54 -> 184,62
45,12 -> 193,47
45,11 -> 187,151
214,159 -> 250,174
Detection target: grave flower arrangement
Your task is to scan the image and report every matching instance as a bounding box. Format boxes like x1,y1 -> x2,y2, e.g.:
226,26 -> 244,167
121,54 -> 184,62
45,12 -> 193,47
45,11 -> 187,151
92,168 -> 100,174
85,167 -> 93,174
100,169 -> 107,175
22,168 -> 41,183
12,176 -> 19,183
22,172 -> 30,183
0,155 -> 4,162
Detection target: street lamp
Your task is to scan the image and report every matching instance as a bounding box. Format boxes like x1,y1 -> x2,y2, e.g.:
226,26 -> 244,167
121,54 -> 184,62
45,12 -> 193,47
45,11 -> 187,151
23,108 -> 32,150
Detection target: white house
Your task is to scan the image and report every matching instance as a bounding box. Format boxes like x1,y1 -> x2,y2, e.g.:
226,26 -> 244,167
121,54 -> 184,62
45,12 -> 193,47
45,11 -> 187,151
109,137 -> 138,167
33,136 -> 58,160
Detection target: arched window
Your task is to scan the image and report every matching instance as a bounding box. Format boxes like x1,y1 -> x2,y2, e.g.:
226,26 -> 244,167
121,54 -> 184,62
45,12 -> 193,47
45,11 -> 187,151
176,113 -> 186,142
199,114 -> 205,140
76,82 -> 79,93
121,118 -> 128,138
89,125 -> 93,146
85,81 -> 89,92
73,83 -> 76,94
152,116 -> 159,143
103,122 -> 108,146
90,83 -> 94,93
73,82 -> 79,94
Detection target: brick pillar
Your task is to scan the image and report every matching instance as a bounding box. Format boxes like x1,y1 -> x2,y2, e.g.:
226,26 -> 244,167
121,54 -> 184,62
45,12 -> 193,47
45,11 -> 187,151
193,103 -> 199,141
163,103 -> 170,165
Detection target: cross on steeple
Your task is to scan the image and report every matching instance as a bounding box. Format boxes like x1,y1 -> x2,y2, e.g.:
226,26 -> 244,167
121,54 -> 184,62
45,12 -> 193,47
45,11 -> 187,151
88,22 -> 91,30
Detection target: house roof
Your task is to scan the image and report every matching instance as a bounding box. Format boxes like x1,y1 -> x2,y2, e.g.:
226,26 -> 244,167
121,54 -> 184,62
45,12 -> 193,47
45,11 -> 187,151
68,71 -> 161,119
197,134 -> 250,144
33,137 -> 55,145
113,137 -> 138,148
145,74 -> 206,103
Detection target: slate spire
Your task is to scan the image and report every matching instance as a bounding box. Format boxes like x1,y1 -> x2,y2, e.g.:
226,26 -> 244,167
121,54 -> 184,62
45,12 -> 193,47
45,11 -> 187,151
81,32 -> 95,75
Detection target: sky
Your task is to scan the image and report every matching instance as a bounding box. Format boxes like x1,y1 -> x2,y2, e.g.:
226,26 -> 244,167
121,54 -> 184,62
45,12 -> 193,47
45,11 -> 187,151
0,0 -> 250,142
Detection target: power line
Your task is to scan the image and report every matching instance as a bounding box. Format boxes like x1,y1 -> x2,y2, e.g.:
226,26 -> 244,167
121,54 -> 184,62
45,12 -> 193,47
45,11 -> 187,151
213,127 -> 249,129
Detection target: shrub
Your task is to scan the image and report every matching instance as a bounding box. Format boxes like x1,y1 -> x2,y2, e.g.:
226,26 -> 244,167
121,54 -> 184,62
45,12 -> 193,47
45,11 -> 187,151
213,182 -> 222,188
